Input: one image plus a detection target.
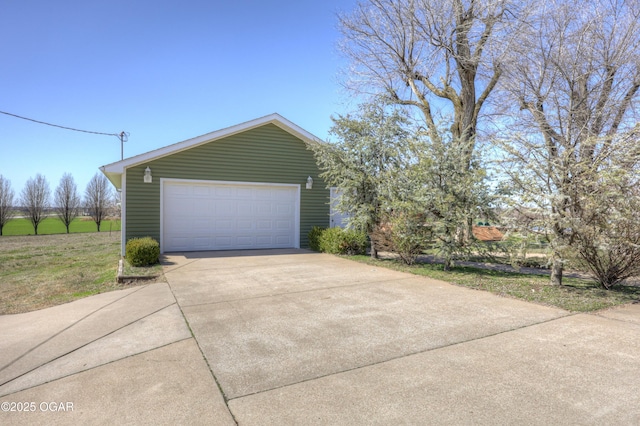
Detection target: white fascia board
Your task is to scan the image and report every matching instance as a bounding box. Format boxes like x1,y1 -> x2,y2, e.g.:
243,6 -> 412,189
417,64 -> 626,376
99,113 -> 324,189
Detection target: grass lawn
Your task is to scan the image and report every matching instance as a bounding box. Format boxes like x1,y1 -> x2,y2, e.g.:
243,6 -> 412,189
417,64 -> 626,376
349,255 -> 640,312
0,232 -> 163,315
2,217 -> 121,236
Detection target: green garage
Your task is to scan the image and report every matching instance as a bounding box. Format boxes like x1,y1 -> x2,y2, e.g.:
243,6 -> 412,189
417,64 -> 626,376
101,114 -> 329,254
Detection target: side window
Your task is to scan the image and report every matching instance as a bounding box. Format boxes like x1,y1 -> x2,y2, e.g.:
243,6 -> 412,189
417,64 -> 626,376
329,187 -> 350,228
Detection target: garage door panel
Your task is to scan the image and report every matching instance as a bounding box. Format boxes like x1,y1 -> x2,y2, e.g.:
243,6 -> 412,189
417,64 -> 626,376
276,235 -> 292,245
213,236 -> 232,246
168,236 -> 189,251
276,220 -> 291,230
255,202 -> 272,214
193,198 -> 209,211
235,187 -> 253,199
255,235 -> 273,245
216,219 -> 234,231
193,186 -> 209,196
276,203 -> 293,215
212,187 -> 229,198
256,220 -> 272,230
163,181 -> 298,252
236,220 -> 252,230
193,219 -> 210,231
236,236 -> 253,246
194,237 -> 210,249
237,201 -> 253,215
216,203 -> 235,215
166,184 -> 189,196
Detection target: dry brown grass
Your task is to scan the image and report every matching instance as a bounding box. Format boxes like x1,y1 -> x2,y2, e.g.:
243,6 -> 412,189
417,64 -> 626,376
0,232 -> 154,314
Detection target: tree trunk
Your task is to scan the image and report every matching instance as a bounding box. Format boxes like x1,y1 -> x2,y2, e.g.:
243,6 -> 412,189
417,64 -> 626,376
370,245 -> 378,259
443,257 -> 453,271
550,257 -> 563,286
368,228 -> 379,259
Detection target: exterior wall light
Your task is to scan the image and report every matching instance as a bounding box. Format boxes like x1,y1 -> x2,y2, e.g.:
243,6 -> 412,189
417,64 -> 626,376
306,176 -> 313,189
144,167 -> 152,183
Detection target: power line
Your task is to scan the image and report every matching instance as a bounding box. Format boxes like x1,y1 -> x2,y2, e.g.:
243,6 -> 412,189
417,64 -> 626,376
0,109 -> 120,137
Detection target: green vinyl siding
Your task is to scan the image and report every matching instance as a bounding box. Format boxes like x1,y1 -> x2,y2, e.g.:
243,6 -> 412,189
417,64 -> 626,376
124,124 -> 329,249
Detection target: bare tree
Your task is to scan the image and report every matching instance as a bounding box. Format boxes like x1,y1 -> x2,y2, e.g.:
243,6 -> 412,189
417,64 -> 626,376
85,173 -> 112,232
54,173 -> 81,234
20,174 -> 51,235
0,175 -> 15,236
338,0 -> 523,164
338,0 -> 525,263
498,0 -> 640,285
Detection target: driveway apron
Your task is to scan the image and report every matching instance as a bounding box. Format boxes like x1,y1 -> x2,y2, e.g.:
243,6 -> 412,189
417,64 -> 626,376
0,283 -> 234,425
164,249 -> 640,425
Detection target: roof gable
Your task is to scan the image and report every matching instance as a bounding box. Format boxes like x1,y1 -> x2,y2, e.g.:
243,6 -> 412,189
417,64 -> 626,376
100,113 -> 323,188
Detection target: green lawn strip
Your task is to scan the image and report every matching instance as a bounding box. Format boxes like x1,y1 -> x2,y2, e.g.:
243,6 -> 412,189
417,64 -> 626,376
0,233 -> 136,315
348,255 -> 640,312
2,217 -> 121,236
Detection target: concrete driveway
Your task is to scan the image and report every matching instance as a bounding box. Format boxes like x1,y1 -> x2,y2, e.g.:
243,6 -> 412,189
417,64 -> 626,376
164,249 -> 640,425
2,249 -> 639,424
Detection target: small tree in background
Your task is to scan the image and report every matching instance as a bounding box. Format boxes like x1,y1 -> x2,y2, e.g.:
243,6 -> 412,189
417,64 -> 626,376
310,101 -> 493,267
85,173 -> 112,232
54,173 -> 81,234
571,162 -> 640,289
308,102 -> 414,258
413,130 -> 495,269
0,175 -> 15,236
20,174 -> 50,235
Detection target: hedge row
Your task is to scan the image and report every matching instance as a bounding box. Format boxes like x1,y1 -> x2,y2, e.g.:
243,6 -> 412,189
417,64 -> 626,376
308,226 -> 367,255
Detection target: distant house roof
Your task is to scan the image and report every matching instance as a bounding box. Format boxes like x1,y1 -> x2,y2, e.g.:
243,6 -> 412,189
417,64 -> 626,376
472,226 -> 504,242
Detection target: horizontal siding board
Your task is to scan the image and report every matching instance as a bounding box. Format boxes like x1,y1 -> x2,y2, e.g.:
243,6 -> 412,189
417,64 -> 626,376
125,124 -> 328,248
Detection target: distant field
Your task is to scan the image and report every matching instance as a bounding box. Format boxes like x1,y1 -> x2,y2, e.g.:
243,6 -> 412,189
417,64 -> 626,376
2,217 -> 121,236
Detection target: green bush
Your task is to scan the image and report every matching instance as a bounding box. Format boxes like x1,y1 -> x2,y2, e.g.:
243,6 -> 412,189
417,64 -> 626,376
308,226 -> 326,252
318,227 -> 367,255
386,213 -> 431,265
371,211 -> 431,265
126,237 -> 160,267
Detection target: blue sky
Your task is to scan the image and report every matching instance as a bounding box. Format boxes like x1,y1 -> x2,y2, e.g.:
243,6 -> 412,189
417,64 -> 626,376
0,0 -> 358,197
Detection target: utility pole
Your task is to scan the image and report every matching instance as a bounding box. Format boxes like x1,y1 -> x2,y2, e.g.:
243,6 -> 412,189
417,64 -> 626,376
119,131 -> 129,160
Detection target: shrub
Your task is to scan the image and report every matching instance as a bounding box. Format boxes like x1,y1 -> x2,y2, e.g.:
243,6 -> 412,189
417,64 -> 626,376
372,211 -> 431,265
519,256 -> 548,269
308,226 -> 326,252
318,227 -> 367,255
126,237 -> 160,267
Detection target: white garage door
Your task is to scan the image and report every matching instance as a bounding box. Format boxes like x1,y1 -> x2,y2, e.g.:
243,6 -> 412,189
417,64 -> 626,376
162,180 -> 299,252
